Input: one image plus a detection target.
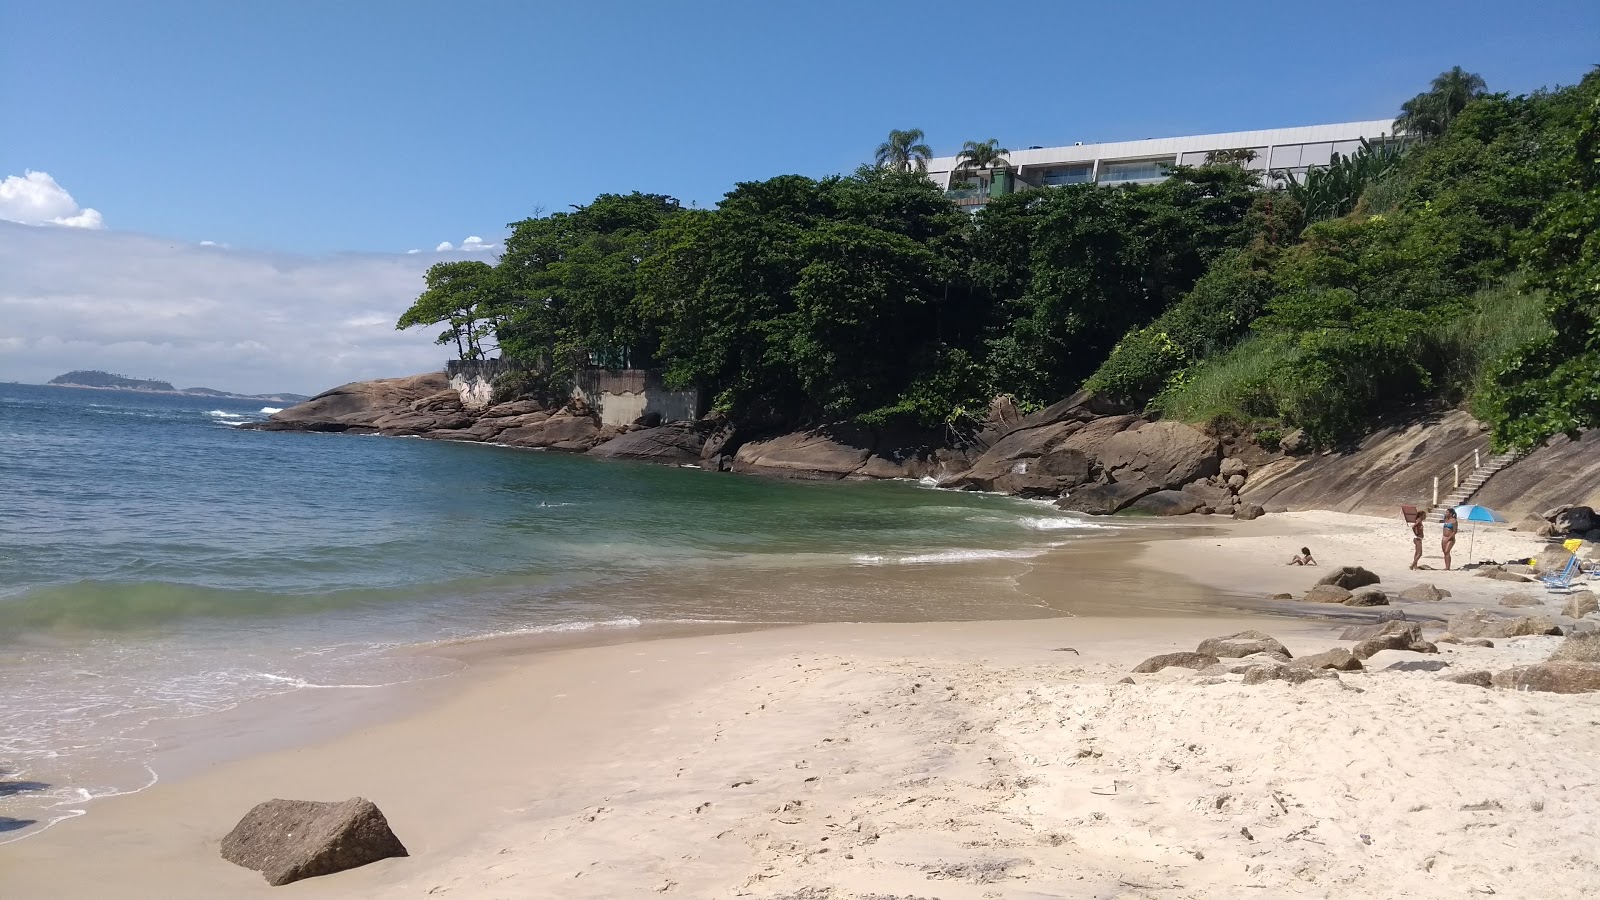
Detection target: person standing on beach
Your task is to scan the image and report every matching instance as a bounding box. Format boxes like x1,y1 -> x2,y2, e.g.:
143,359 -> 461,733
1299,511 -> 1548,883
1441,508 -> 1459,570
1410,510 -> 1426,569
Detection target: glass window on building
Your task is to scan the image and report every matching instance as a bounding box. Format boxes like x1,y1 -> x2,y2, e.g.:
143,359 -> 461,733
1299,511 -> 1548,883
1041,165 -> 1093,186
1270,144 -> 1304,168
1098,157 -> 1175,182
1299,142 -> 1333,167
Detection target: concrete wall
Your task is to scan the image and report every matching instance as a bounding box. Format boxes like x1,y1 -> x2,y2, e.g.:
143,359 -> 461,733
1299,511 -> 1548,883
573,368 -> 700,427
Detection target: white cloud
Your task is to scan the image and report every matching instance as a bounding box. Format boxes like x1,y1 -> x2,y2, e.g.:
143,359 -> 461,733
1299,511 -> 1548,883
0,221 -> 490,395
0,170 -> 106,229
461,235 -> 491,251
406,248 -> 420,254
199,240 -> 217,246
435,241 -> 453,251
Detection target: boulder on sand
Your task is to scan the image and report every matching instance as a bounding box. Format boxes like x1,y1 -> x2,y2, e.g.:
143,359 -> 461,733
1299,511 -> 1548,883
1348,621 -> 1436,659
1317,566 -> 1381,590
1562,590 -> 1598,619
1439,670 -> 1493,688
1303,584 -> 1353,604
1055,477 -> 1157,516
1095,420 -> 1222,490
1243,663 -> 1338,685
221,797 -> 407,886
1125,490 -> 1203,517
1398,584 -> 1450,603
1446,609 -> 1564,640
1476,567 -> 1534,583
1233,502 -> 1265,521
1343,588 -> 1390,607
1491,662 -> 1600,694
1196,630 -> 1291,659
1292,648 -> 1364,671
1499,591 -> 1542,608
1131,652 -> 1220,674
1548,632 -> 1600,664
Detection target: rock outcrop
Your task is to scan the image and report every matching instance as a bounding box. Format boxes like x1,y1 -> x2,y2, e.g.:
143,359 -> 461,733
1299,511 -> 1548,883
1562,591 -> 1598,619
1547,632 -> 1600,664
586,423 -> 706,464
244,373 -> 452,433
1097,420 -> 1222,491
1317,566 -> 1381,590
1196,631 -> 1291,659
1398,583 -> 1450,602
221,797 -> 407,886
1491,662 -> 1600,694
1303,584 -> 1353,604
1292,648 -> 1364,671
1131,651 -> 1220,674
1446,609 -> 1563,640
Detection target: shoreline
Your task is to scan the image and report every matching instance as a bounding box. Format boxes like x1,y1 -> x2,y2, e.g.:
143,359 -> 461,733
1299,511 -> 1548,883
5,511 -> 1596,898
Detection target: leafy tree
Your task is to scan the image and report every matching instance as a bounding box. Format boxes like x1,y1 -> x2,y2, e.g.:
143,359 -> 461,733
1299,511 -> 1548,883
873,128 -> 934,174
397,260 -> 504,359
1204,148 -> 1258,167
1395,66 -> 1488,139
1275,137 -> 1407,222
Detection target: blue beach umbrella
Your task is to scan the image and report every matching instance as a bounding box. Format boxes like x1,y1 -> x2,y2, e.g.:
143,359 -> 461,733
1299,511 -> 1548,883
1453,504 -> 1508,563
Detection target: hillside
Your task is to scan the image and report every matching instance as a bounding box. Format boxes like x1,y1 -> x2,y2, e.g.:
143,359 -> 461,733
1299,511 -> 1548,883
49,370 -> 174,391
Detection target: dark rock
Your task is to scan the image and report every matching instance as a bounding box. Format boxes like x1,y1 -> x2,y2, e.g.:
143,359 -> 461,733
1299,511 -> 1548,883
1096,420 -> 1222,491
1233,502 -> 1265,521
1344,588 -> 1390,607
1476,568 -> 1534,583
1055,477 -> 1157,516
1125,490 -> 1204,517
1304,584 -> 1353,604
1398,584 -> 1450,603
1446,609 -> 1563,639
1384,660 -> 1451,672
1278,429 -> 1310,456
1340,620 -> 1421,644
1464,638 -> 1495,648
586,423 -> 705,464
1499,591 -> 1542,609
1292,648 -> 1363,671
1554,506 -> 1595,535
1561,590 -> 1598,619
1376,609 -> 1410,622
1492,662 -> 1600,694
1131,651 -> 1219,674
1196,630 -> 1291,659
220,797 -> 407,886
1267,592 -> 1294,601
1548,632 -> 1600,664
1317,566 -> 1381,590
1439,670 -> 1493,687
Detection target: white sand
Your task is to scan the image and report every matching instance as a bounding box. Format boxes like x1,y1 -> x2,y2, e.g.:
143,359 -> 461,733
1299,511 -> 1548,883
4,511 -> 1597,899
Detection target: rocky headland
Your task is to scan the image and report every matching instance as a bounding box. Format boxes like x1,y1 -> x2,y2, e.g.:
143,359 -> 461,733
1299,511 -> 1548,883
244,372 -> 1600,527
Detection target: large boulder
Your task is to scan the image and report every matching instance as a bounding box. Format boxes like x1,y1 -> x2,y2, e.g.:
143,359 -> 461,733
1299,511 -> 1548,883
1243,664 -> 1338,685
1292,648 -> 1364,671
1131,651 -> 1219,674
1553,506 -> 1596,535
1055,476 -> 1157,516
220,797 -> 407,886
1439,670 -> 1494,688
1476,567 -> 1534,583
1398,583 -> 1450,603
943,414 -> 1138,495
1304,584 -> 1354,604
370,389 -> 473,436
731,427 -> 873,480
1233,502 -> 1265,521
1096,421 -> 1222,491
1513,514 -> 1556,536
1219,457 -> 1248,480
1499,591 -> 1542,608
1196,630 -> 1291,659
1180,479 -> 1233,510
246,373 -> 452,433
1548,632 -> 1600,664
586,423 -> 705,464
1533,547 -> 1577,576
1347,621 -> 1434,659
1125,490 -> 1203,517
1317,566 -> 1381,590
498,412 -> 603,451
1491,662 -> 1600,694
1344,588 -> 1390,607
1446,609 -> 1564,640
1562,590 -> 1598,619
1278,429 -> 1310,456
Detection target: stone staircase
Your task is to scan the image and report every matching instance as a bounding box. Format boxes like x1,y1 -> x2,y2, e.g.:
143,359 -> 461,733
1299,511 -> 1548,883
1430,450 -> 1523,520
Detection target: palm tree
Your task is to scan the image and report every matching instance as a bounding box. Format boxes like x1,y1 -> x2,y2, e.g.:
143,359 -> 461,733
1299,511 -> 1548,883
874,128 -> 934,173
956,138 -> 1010,175
1394,66 -> 1488,140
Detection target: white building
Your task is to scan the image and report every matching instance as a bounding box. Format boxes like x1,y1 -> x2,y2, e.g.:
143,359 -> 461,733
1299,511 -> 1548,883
925,120 -> 1396,208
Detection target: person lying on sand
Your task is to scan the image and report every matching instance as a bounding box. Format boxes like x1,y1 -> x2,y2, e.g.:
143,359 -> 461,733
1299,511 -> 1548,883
1287,547 -> 1317,566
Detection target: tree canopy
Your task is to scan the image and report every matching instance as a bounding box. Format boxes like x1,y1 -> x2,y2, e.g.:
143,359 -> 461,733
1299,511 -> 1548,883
873,128 -> 934,174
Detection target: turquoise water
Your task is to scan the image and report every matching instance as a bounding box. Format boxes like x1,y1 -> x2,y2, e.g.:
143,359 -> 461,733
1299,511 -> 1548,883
0,382 -> 1105,837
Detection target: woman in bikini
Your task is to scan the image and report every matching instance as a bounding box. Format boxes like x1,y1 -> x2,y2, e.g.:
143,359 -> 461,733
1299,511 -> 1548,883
1410,510 -> 1426,569
1441,508 -> 1459,570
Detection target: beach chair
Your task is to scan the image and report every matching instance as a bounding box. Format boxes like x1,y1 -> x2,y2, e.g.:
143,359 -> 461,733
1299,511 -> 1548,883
1541,554 -> 1580,592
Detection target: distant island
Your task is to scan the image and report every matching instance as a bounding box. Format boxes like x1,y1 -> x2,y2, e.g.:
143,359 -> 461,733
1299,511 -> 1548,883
46,370 -> 311,403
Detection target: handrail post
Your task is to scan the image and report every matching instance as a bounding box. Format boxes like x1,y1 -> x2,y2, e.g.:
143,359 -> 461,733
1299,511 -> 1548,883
1433,476 -> 1439,507
1475,449 -> 1481,469
1453,464 -> 1460,489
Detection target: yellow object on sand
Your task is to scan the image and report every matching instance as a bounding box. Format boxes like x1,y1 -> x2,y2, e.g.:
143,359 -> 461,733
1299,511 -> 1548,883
1565,538 -> 1584,553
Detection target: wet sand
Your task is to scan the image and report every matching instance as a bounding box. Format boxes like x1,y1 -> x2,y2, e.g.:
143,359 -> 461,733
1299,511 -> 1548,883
5,512 -> 1596,899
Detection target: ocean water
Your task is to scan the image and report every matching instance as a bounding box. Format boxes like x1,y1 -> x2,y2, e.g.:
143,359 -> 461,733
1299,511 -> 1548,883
0,382 -> 1109,839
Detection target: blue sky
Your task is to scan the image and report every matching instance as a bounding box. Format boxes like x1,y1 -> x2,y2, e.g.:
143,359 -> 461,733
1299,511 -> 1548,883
6,0 -> 1598,255
2,0 -> 1598,393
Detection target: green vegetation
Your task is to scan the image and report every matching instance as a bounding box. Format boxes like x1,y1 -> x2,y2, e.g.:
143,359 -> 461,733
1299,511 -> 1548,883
399,66 -> 1600,451
48,370 -> 176,391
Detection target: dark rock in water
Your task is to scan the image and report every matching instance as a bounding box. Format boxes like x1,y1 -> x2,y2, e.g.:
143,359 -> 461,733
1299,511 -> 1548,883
1096,420 -> 1221,490
1126,490 -> 1203,517
499,412 -> 602,452
1303,584 -> 1353,604
1548,632 -> 1600,664
1056,477 -> 1157,516
1439,670 -> 1493,687
586,423 -> 705,464
1233,502 -> 1265,521
1292,648 -> 1363,671
1196,630 -> 1291,659
1447,609 -> 1563,639
1384,660 -> 1450,672
221,797 -> 407,886
1398,584 -> 1450,602
1344,588 -> 1390,607
1317,566 -> 1381,590
371,389 -> 472,436
731,426 -> 874,480
1131,651 -> 1219,674
1492,662 -> 1600,694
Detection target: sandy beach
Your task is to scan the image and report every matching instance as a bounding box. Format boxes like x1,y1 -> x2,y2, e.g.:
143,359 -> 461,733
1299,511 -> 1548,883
4,510 -> 1597,899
